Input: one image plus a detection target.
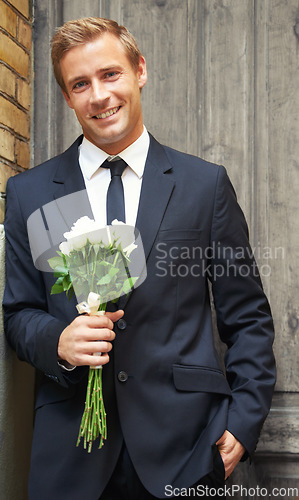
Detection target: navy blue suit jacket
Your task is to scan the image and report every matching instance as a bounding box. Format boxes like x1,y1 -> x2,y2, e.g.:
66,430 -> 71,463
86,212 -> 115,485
3,135 -> 275,499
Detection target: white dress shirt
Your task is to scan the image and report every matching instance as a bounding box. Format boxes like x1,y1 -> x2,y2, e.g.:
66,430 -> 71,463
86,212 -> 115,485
78,126 -> 150,226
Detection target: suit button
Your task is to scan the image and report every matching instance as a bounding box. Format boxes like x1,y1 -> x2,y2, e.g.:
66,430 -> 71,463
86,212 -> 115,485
117,319 -> 127,330
118,371 -> 128,383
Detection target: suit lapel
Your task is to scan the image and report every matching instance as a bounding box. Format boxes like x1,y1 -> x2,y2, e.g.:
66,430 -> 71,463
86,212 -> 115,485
53,136 -> 85,194
51,136 -> 93,229
136,134 -> 175,260
118,135 -> 175,309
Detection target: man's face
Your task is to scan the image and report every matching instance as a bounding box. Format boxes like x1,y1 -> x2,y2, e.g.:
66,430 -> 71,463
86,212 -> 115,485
60,33 -> 147,154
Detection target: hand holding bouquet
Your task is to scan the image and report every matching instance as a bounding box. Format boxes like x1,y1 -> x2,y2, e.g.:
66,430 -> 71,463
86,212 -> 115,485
48,217 -> 144,452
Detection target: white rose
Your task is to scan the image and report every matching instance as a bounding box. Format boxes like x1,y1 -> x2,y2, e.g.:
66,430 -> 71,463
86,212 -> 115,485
62,217 -> 102,250
59,240 -> 73,256
111,219 -> 126,226
123,242 -> 138,258
70,234 -> 88,250
71,216 -> 97,235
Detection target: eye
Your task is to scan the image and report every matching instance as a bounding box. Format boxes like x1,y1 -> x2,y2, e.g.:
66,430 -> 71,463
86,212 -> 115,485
105,71 -> 119,80
73,81 -> 88,91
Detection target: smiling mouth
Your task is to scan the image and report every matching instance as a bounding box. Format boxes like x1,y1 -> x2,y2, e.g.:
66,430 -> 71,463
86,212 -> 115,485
94,106 -> 120,119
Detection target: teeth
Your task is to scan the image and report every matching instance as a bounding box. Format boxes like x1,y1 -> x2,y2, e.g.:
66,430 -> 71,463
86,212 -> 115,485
95,107 -> 119,119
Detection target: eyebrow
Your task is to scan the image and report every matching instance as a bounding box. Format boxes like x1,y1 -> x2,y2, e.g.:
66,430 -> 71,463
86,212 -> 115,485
100,65 -> 122,73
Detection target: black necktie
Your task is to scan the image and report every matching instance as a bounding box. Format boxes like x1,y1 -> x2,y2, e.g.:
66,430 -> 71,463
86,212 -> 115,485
102,158 -> 127,224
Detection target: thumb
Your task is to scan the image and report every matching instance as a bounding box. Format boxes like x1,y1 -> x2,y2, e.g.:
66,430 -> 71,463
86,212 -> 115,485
105,309 -> 124,323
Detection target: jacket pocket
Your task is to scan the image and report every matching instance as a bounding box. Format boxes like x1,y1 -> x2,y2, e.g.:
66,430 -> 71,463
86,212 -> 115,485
210,444 -> 226,485
173,364 -> 232,396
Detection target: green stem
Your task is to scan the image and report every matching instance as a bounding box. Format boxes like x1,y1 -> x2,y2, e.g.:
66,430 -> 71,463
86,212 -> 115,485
112,250 -> 119,268
76,305 -> 107,453
91,248 -> 97,292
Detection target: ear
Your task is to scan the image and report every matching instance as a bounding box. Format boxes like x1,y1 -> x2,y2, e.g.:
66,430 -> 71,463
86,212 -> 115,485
137,56 -> 147,90
62,89 -> 74,110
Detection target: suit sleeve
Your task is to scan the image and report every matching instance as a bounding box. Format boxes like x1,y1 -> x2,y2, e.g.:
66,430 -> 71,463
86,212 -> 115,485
3,177 -> 78,388
209,166 -> 276,456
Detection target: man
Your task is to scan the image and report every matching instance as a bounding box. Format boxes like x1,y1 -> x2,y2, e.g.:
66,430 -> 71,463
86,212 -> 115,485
3,17 -> 275,500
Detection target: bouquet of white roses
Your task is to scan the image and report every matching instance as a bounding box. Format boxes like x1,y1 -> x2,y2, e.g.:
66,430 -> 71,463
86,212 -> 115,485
48,217 -> 141,452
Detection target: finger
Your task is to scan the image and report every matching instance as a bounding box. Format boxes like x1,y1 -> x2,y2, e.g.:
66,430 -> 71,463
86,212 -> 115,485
85,314 -> 115,330
85,328 -> 116,342
85,311 -> 124,329
72,352 -> 111,367
88,352 -> 110,367
84,340 -> 114,354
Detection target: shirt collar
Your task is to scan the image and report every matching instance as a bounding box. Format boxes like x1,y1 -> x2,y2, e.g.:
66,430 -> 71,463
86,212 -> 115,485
79,126 -> 150,180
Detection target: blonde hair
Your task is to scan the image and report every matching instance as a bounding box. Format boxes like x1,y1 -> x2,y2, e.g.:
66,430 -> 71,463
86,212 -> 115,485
51,17 -> 142,93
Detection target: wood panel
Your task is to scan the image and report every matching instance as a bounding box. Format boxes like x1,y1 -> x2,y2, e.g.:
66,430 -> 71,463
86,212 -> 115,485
200,0 -> 255,220
266,0 -> 299,393
33,0 -> 63,164
121,0 -> 194,154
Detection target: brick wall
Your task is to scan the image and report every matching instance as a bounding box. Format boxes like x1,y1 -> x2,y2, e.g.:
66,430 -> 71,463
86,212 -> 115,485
0,0 -> 32,223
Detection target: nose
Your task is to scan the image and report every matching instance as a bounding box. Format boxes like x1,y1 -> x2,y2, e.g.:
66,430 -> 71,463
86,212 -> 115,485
90,79 -> 110,105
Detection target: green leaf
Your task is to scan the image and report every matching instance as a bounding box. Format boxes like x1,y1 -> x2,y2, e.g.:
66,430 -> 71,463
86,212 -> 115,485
50,276 -> 65,295
97,274 -> 112,286
122,277 -> 138,295
108,267 -> 119,278
92,243 -> 100,256
48,255 -> 65,270
53,266 -> 69,277
98,261 -> 110,267
62,276 -> 72,291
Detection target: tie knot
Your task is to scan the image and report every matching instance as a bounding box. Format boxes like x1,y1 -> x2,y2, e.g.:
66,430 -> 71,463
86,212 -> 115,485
102,158 -> 127,177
